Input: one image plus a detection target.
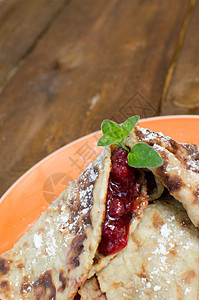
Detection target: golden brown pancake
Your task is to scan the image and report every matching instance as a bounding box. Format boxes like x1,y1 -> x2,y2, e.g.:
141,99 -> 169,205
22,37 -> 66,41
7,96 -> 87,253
125,126 -> 199,227
1,125 -> 199,299
97,197 -> 199,300
0,148 -> 111,300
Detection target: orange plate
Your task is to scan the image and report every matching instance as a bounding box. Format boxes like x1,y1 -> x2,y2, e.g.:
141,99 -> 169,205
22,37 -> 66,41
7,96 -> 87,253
0,115 -> 199,254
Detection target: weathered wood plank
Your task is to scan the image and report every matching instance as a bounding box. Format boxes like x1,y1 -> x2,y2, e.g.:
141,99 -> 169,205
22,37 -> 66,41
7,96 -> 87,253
0,0 -> 189,196
0,0 -> 18,20
161,0 -> 199,115
0,0 -> 69,90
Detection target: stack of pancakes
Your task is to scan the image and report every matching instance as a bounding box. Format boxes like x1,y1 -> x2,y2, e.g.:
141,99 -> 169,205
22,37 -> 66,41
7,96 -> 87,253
0,127 -> 198,300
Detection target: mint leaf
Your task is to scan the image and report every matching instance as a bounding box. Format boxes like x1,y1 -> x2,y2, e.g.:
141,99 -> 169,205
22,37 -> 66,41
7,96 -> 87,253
121,115 -> 139,137
98,116 -> 163,168
127,142 -> 163,168
101,120 -> 123,140
97,134 -> 121,146
98,117 -> 139,148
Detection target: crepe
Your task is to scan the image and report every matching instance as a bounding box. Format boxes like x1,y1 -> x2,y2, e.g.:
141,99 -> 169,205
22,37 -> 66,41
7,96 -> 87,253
88,168 -> 148,279
97,197 -> 199,300
88,215 -> 141,279
125,126 -> 199,227
0,136 -> 151,299
0,148 -> 111,300
88,146 -> 165,278
1,124 -> 199,299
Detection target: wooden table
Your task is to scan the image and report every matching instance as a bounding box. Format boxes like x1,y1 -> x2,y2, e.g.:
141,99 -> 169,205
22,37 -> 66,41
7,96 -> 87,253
0,0 -> 199,197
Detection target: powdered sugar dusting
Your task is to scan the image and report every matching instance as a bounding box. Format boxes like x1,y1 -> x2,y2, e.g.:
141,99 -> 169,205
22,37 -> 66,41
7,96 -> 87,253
125,200 -> 199,298
153,285 -> 161,292
97,197 -> 199,300
132,126 -> 199,227
26,162 -> 99,269
140,201 -> 199,296
138,128 -> 171,144
33,233 -> 43,249
57,162 -> 99,235
185,287 -> 191,295
185,156 -> 199,172
160,223 -> 172,239
136,127 -> 199,174
79,184 -> 94,209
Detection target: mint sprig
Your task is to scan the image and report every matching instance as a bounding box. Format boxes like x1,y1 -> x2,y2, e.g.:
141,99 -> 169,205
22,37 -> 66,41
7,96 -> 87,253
127,142 -> 163,168
97,116 -> 163,168
98,116 -> 139,150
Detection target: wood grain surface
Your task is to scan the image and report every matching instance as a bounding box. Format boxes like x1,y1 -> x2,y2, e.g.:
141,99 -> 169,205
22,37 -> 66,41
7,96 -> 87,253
0,0 -> 198,197
0,0 -> 69,91
161,0 -> 199,115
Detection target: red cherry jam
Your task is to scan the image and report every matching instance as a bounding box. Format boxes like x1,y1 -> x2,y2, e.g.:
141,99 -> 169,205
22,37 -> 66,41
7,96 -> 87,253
98,147 -> 141,255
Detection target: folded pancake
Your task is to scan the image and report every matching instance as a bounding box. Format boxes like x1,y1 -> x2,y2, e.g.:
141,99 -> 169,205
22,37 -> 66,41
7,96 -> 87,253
0,144 -> 152,299
2,123 -> 198,299
88,215 -> 141,279
97,197 -> 199,300
88,146 -> 164,278
88,146 -> 152,278
125,126 -> 199,227
0,148 -> 111,300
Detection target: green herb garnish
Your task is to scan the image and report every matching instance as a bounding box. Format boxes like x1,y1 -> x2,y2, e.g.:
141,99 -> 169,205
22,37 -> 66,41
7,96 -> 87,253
97,116 -> 163,168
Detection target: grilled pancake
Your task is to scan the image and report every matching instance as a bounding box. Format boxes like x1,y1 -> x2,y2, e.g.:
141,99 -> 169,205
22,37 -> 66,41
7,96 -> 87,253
1,125 -> 199,299
125,126 -> 199,227
97,197 -> 199,300
0,148 -> 111,300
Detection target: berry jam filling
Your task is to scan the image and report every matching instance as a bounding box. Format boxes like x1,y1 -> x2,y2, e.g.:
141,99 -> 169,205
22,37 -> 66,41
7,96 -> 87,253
98,147 -> 141,256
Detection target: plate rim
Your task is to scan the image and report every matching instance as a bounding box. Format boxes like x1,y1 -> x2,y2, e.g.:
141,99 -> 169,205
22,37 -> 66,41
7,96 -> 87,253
1,114 -> 199,202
